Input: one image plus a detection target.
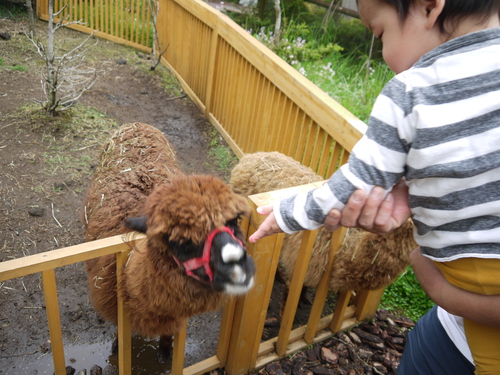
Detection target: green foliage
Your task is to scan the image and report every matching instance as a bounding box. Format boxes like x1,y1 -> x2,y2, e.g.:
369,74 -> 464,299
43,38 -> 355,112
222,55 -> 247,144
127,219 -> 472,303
207,128 -> 238,172
0,2 -> 28,20
8,64 -> 26,72
381,267 -> 435,322
253,21 -> 343,64
297,55 -> 393,122
314,17 -> 376,58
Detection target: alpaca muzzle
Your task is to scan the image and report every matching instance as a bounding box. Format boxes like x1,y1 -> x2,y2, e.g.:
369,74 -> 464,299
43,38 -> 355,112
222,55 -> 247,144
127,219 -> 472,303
174,227 -> 245,284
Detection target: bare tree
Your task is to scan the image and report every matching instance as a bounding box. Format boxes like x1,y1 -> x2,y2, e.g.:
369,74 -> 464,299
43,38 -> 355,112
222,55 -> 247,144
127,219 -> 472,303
26,0 -> 104,116
274,0 -> 282,44
148,0 -> 169,71
24,0 -> 36,39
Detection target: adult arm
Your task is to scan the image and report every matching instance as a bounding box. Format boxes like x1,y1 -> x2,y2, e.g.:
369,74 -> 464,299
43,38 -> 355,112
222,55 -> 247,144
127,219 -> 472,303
410,248 -> 500,329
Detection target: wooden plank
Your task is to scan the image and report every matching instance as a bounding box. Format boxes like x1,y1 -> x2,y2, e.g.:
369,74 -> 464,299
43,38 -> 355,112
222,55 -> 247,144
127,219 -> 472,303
224,199 -> 284,375
116,250 -> 132,375
216,297 -> 237,366
172,319 -> 188,375
42,269 -> 66,375
354,288 -> 385,321
0,234 -> 145,282
304,227 -> 348,343
275,229 -> 318,356
330,290 -> 353,333
184,355 -> 222,375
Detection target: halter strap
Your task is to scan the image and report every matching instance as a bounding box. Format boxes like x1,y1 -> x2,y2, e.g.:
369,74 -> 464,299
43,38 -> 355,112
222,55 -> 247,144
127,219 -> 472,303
173,226 -> 244,284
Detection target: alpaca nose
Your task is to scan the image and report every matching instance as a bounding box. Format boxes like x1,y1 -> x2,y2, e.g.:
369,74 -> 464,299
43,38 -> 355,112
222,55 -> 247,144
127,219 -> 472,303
219,242 -> 255,294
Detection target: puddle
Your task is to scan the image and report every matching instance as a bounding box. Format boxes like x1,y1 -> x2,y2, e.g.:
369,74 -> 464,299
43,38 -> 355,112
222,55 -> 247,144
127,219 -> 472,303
12,312 -> 221,375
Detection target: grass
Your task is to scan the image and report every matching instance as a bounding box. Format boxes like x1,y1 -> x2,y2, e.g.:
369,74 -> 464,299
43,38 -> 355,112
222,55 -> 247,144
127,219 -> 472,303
0,2 -> 28,20
17,103 -> 119,183
296,54 -> 393,123
8,64 -> 26,72
381,267 -> 435,321
207,128 -> 238,173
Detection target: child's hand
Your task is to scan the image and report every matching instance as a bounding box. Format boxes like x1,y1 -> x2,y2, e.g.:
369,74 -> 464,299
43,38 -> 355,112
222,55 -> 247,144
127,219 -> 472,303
248,204 -> 284,242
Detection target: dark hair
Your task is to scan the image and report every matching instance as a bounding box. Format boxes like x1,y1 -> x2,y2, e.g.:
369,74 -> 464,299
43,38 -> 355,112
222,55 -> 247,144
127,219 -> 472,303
381,0 -> 500,33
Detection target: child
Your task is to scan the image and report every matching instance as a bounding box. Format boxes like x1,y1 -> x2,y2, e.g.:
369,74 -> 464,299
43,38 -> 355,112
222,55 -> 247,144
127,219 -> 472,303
249,1 -> 500,373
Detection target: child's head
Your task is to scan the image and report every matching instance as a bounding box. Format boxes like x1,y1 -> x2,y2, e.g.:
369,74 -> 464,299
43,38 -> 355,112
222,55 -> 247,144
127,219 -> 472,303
381,0 -> 499,32
357,0 -> 500,73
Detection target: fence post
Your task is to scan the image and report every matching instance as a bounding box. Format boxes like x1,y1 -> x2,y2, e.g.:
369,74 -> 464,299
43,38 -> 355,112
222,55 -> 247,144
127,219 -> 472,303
116,249 -> 132,375
203,23 -> 219,119
42,269 -> 66,375
224,199 -> 284,375
354,288 -> 385,321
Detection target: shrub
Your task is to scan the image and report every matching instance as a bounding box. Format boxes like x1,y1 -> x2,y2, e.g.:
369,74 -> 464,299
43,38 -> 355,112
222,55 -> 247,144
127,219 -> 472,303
381,267 -> 435,321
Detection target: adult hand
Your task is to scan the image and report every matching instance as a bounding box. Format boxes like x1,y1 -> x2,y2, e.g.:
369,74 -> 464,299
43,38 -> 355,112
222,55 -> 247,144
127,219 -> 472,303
324,179 -> 411,235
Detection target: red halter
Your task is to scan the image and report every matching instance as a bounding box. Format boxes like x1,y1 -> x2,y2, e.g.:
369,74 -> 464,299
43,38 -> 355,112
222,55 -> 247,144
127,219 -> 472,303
173,226 -> 245,284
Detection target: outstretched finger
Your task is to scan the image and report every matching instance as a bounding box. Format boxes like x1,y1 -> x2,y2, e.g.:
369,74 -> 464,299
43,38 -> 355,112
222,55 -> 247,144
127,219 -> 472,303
256,204 -> 273,215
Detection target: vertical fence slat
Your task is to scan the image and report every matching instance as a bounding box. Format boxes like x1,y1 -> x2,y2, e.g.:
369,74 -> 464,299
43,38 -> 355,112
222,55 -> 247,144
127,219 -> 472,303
329,290 -> 353,333
204,28 -> 218,118
304,227 -> 348,343
275,229 -> 318,356
116,250 -> 132,375
42,269 -> 66,375
172,319 -> 188,375
354,288 -> 385,321
224,201 -> 284,375
216,297 -> 237,366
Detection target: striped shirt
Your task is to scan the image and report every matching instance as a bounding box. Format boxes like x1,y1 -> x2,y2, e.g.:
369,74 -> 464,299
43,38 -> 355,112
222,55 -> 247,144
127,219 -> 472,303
275,28 -> 500,261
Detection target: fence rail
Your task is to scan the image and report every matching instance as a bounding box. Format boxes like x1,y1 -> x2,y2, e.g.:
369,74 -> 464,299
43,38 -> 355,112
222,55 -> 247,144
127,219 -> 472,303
8,1 -> 382,374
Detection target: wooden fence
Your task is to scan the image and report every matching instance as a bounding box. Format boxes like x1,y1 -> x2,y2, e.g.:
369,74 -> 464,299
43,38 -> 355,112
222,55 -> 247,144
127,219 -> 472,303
4,1 -> 383,374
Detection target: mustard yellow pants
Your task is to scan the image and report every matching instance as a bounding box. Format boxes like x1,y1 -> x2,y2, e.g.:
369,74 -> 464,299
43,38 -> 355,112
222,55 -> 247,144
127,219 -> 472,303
434,258 -> 500,375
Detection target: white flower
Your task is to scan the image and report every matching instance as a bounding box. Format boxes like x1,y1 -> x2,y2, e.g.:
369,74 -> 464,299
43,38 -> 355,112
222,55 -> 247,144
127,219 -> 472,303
299,67 -> 307,76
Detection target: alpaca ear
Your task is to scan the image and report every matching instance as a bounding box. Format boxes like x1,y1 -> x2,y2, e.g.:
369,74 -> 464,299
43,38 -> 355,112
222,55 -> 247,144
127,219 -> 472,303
124,216 -> 148,233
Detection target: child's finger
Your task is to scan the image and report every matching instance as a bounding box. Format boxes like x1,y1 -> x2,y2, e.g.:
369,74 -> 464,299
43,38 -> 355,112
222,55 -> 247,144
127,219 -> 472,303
256,204 -> 273,215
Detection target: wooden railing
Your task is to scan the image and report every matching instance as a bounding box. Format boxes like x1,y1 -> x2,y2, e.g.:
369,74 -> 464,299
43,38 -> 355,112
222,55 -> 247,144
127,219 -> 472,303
0,185 -> 383,375
36,0 -> 367,178
17,1 -> 381,374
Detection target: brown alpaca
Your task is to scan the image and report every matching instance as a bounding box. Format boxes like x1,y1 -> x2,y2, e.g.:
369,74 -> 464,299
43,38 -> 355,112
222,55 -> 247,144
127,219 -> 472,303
230,152 -> 415,318
84,123 -> 255,362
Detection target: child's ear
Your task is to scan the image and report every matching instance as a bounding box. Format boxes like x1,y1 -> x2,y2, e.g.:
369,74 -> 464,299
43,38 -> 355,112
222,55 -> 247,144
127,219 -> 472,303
422,0 -> 445,29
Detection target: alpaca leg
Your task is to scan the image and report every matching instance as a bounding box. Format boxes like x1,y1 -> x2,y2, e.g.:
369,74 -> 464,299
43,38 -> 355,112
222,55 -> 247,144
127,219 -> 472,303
111,334 -> 118,354
157,335 -> 173,363
298,286 -> 312,307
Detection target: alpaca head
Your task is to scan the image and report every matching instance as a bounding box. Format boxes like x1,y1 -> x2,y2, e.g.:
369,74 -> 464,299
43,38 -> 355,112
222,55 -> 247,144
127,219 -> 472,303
125,175 -> 255,294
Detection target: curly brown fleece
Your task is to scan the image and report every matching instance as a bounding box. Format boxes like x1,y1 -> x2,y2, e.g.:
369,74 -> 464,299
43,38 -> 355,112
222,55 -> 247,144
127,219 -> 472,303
84,123 -> 250,338
230,151 -> 416,293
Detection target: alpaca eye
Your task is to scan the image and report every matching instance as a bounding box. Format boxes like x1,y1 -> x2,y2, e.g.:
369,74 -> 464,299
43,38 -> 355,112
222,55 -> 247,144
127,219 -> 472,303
225,217 -> 239,227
